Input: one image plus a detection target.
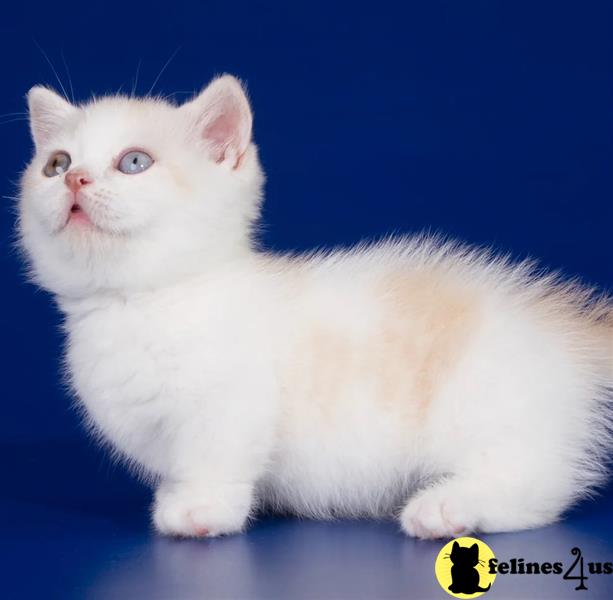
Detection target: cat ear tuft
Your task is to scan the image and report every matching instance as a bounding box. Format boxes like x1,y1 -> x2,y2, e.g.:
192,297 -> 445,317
182,75 -> 252,168
452,541 -> 460,550
27,86 -> 75,149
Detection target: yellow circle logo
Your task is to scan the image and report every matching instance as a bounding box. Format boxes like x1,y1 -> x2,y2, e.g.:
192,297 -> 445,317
435,537 -> 496,598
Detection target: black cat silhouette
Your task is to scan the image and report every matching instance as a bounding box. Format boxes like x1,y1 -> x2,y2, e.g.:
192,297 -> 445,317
448,541 -> 491,594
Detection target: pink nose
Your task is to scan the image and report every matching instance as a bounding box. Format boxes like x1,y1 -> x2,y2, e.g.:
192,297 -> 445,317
65,170 -> 93,193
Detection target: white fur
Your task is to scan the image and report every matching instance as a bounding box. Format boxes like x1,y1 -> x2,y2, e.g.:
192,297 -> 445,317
18,76 -> 613,539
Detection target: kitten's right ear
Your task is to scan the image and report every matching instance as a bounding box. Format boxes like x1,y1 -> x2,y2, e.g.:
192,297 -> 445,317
180,75 -> 252,169
27,86 -> 75,149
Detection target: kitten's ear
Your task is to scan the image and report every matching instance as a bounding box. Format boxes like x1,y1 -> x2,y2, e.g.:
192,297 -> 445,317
470,544 -> 479,554
27,86 -> 75,149
452,541 -> 460,551
181,75 -> 252,168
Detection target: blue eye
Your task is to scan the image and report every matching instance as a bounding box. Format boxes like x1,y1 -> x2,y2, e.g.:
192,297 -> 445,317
118,150 -> 154,175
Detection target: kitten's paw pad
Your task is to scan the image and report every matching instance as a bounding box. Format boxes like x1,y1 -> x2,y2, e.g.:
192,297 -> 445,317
153,484 -> 252,538
400,488 -> 476,539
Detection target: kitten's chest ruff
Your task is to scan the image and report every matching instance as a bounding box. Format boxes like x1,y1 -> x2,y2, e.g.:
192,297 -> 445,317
64,287 -> 269,472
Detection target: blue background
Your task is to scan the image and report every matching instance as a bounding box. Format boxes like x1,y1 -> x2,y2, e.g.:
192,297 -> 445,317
1,1 -> 612,598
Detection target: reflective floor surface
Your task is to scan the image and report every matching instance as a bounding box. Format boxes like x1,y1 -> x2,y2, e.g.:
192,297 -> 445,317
3,440 -> 613,599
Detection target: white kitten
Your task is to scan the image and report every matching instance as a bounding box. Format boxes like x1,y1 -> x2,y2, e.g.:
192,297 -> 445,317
18,75 -> 613,539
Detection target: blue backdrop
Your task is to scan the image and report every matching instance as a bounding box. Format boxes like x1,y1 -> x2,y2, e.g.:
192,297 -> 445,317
3,1 -> 612,439
2,1 -> 612,444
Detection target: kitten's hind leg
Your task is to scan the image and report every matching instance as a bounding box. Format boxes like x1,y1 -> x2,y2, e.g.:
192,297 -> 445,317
400,478 -> 472,539
399,453 -> 575,539
399,310 -> 608,539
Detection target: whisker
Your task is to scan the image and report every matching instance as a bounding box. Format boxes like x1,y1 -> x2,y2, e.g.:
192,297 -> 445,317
60,48 -> 76,103
147,46 -> 181,97
160,90 -> 194,102
34,40 -> 70,102
131,58 -> 142,98
0,117 -> 29,126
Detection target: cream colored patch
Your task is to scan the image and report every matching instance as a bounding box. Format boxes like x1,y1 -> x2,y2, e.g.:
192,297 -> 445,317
378,272 -> 479,420
282,270 -> 480,428
169,164 -> 191,192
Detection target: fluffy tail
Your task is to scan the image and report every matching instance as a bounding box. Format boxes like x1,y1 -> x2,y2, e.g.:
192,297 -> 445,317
604,308 -> 613,378
593,302 -> 613,380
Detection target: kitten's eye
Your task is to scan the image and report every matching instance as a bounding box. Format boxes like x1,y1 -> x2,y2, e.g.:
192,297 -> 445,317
118,150 -> 154,175
43,151 -> 71,177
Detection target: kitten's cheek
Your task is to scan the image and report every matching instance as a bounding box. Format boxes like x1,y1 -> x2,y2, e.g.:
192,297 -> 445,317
25,188 -> 70,232
24,201 -> 60,235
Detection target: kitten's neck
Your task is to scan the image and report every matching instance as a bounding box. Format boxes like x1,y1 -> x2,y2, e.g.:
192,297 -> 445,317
57,247 -> 262,316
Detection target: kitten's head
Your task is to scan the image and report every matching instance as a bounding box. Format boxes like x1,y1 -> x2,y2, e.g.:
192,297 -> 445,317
19,75 -> 264,298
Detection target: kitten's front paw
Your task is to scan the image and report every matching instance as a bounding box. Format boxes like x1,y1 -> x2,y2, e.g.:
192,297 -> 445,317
400,484 -> 477,539
153,482 -> 253,538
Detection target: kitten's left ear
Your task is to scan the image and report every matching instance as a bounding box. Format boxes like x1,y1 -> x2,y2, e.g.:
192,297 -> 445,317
181,75 -> 252,169
27,86 -> 76,149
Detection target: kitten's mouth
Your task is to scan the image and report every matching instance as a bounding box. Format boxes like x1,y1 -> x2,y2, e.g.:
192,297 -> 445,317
66,200 -> 93,227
